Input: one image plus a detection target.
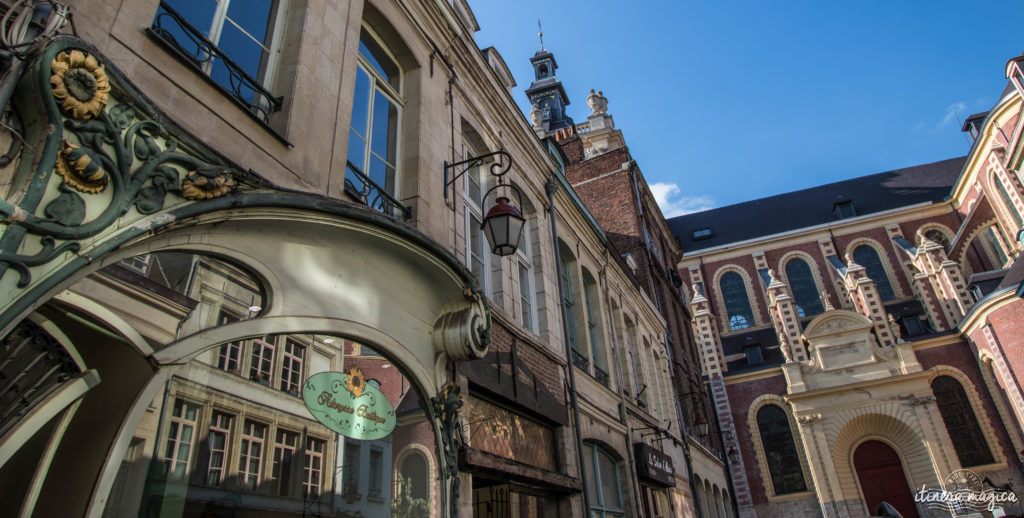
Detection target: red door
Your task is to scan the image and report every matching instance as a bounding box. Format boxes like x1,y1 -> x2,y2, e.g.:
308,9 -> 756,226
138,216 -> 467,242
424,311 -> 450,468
854,440 -> 920,518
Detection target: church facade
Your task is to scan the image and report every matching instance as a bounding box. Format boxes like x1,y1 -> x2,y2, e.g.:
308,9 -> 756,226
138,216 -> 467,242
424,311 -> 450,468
666,58 -> 1024,517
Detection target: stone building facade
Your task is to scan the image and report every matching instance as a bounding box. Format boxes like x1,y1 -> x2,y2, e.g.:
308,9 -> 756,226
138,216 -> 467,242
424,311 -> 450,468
0,1 -> 706,518
666,59 -> 1024,518
527,71 -> 734,517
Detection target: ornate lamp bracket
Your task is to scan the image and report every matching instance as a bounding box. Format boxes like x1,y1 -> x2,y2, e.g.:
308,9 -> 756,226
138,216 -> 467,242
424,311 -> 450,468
443,149 -> 513,203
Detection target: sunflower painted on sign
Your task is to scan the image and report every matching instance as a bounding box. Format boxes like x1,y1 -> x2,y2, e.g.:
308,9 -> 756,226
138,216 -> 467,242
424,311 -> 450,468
345,367 -> 366,398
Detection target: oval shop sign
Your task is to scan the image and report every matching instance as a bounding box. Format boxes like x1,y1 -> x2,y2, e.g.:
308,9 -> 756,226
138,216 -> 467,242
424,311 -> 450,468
302,368 -> 396,440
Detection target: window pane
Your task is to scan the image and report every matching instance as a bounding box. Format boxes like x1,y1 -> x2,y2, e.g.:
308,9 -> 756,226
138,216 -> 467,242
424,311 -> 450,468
164,0 -> 217,37
583,445 -> 598,504
852,246 -> 895,301
214,17 -> 269,81
350,67 -> 372,141
785,259 -> 823,317
370,90 -> 399,167
358,28 -> 400,90
756,405 -> 806,494
225,0 -> 274,49
720,272 -> 754,330
597,451 -> 621,509
932,376 -> 993,467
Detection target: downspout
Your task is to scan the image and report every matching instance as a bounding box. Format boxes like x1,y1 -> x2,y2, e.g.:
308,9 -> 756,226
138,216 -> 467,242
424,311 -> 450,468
629,165 -> 704,517
546,176 -> 592,514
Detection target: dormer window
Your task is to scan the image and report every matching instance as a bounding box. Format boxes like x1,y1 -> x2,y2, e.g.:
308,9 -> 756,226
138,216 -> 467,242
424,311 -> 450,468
692,227 -> 713,240
833,201 -> 855,219
961,112 -> 986,142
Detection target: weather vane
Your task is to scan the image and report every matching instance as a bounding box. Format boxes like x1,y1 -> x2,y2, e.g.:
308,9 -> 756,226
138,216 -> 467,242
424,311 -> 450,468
538,19 -> 544,50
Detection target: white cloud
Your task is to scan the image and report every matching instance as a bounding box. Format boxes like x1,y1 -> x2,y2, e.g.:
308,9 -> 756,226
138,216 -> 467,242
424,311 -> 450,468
649,182 -> 715,217
939,101 -> 967,128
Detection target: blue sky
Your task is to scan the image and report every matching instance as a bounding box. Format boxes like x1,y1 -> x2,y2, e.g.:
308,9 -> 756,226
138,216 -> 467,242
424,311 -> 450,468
469,1 -> 1024,216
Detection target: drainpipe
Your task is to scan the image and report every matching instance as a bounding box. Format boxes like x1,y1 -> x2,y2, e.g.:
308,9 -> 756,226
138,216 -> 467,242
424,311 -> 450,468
628,165 -> 704,517
547,176 -> 592,514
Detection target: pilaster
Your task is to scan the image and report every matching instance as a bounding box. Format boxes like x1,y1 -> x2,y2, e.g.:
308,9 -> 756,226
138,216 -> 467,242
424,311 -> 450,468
843,258 -> 896,346
765,269 -> 807,362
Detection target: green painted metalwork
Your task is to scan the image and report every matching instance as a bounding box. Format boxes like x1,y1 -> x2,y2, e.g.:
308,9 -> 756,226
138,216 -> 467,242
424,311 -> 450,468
431,382 -> 463,518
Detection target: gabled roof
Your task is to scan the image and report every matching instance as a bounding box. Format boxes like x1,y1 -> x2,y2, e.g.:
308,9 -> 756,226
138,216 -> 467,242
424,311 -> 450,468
668,156 -> 967,253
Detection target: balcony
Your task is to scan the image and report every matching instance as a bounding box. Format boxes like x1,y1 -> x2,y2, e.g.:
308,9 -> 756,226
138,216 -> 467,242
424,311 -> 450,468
571,348 -> 590,370
148,1 -> 283,122
593,365 -> 609,387
345,162 -> 411,220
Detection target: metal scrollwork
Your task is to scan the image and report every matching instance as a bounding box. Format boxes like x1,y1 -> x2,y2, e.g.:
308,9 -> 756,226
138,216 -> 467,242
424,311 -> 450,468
0,42 -> 238,290
431,382 -> 464,517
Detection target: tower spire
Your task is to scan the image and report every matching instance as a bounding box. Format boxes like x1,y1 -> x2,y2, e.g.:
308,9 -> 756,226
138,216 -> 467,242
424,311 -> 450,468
538,19 -> 544,51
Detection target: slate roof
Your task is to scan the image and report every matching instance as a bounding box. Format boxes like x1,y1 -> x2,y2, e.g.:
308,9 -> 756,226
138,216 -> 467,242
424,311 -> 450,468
668,156 -> 967,253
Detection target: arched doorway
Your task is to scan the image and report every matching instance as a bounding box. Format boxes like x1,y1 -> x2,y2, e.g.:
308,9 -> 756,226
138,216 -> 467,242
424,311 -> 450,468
854,440 -> 919,518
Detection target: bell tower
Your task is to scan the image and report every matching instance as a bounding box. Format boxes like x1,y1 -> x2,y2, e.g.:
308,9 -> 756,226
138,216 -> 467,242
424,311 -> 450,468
525,47 -> 573,134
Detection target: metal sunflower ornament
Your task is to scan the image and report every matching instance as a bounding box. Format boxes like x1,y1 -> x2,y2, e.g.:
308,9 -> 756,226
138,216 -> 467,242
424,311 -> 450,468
50,49 -> 111,120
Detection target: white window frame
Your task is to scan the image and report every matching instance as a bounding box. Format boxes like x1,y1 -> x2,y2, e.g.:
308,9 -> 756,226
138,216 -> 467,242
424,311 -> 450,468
272,428 -> 300,496
465,206 -> 491,296
349,24 -> 404,196
206,411 -> 233,486
196,0 -> 287,91
164,399 -> 200,480
516,223 -> 538,333
239,420 -> 267,490
304,437 -> 325,497
279,338 -> 304,394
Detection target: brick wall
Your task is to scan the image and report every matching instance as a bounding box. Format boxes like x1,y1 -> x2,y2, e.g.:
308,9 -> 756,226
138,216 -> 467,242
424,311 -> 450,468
724,374 -> 789,506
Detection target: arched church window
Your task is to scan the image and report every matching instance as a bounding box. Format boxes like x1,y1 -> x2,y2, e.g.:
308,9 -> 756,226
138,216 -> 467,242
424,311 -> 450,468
756,404 -> 806,495
932,376 -> 993,467
852,245 -> 895,301
924,229 -> 950,249
784,258 -> 823,317
720,271 -> 755,330
982,226 -> 1010,267
993,173 -> 1024,231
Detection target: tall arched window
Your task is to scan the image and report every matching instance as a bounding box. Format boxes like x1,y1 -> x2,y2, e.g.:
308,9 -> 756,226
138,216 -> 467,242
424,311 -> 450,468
346,25 -> 402,213
851,245 -> 895,301
583,442 -> 625,518
720,271 -> 754,330
784,258 -> 823,317
756,404 -> 806,495
932,376 -> 993,467
994,173 -> 1024,231
582,268 -> 607,383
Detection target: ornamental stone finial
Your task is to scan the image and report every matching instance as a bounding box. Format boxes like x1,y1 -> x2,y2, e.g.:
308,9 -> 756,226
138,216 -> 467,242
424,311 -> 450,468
587,89 -> 608,115
822,290 -> 834,311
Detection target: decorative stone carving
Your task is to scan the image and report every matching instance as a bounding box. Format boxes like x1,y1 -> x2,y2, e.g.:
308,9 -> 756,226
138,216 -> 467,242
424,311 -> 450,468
822,290 -> 834,311
797,413 -> 824,424
529,102 -> 543,129
586,89 -> 608,115
888,313 -> 904,344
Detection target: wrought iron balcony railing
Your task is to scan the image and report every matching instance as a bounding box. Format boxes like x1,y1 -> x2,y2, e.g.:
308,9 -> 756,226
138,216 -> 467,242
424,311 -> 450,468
345,161 -> 411,220
148,1 -> 283,122
593,365 -> 609,387
571,348 -> 590,370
